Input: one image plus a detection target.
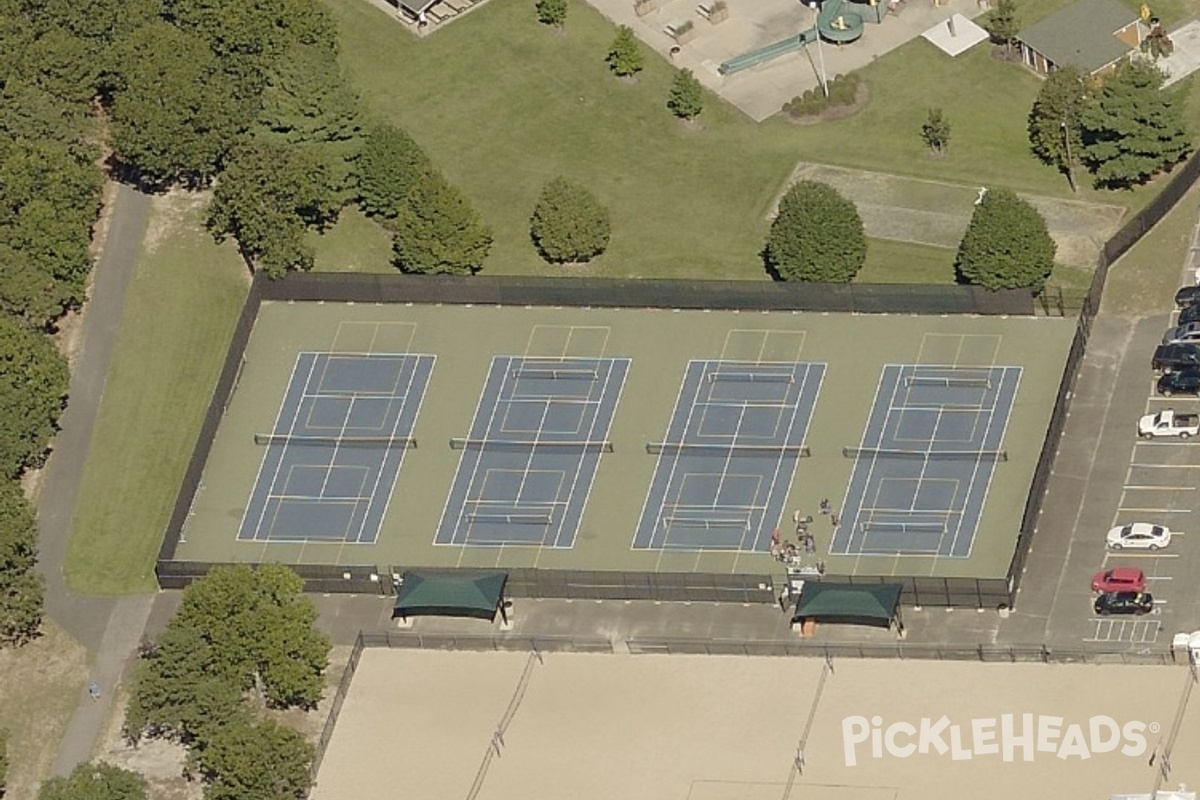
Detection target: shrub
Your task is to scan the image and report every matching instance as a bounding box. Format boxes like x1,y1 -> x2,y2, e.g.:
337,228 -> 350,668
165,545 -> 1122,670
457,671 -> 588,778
781,73 -> 860,118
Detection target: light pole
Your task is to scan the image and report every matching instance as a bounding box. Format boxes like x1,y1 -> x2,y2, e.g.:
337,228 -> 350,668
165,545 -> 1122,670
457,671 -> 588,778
808,1 -> 828,97
1060,119 -> 1077,193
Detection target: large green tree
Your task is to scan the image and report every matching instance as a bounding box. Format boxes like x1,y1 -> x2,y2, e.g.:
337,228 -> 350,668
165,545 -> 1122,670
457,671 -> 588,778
257,40 -> 361,146
0,480 -> 45,646
954,188 -> 1056,291
108,21 -> 248,187
124,623 -> 252,744
1080,59 -> 1191,189
764,180 -> 866,282
667,68 -> 704,120
1027,65 -> 1086,188
529,177 -> 610,264
354,123 -> 432,221
0,316 -> 69,477
37,762 -> 148,800
194,719 -> 313,800
392,171 -> 493,275
606,26 -> 643,78
983,0 -> 1018,52
207,141 -> 339,277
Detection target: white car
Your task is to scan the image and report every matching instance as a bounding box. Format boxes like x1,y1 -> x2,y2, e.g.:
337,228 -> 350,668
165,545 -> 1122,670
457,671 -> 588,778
1106,522 -> 1172,551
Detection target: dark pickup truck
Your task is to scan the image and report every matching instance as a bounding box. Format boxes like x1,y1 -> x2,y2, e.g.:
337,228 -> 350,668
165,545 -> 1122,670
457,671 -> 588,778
1152,343 -> 1200,372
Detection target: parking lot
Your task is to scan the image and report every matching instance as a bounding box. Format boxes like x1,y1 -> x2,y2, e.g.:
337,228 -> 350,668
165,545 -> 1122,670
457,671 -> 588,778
1005,215 -> 1200,651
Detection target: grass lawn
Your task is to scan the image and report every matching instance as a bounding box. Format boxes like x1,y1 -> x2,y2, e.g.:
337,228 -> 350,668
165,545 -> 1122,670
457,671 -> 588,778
1102,182 -> 1200,317
64,192 -> 248,595
857,238 -> 955,283
0,622 -> 87,799
309,206 -> 393,273
323,0 -> 1200,282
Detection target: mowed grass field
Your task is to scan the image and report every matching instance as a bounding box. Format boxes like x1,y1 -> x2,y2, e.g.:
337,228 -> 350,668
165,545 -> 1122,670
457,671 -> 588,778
64,193 -> 248,594
321,0 -> 1200,281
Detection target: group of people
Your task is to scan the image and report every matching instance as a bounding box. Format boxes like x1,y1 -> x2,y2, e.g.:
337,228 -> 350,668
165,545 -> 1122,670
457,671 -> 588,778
771,501 -> 839,563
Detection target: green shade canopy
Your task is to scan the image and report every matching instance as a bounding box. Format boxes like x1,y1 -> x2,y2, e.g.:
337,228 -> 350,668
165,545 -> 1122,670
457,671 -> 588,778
792,582 -> 902,628
393,570 -> 508,620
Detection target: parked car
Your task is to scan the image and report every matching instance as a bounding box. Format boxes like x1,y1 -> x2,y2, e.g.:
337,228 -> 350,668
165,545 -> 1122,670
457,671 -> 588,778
1157,368 -> 1200,397
1094,591 -> 1155,616
1152,343 -> 1200,372
1176,286 -> 1200,308
1106,522 -> 1172,550
1163,322 -> 1200,345
1138,408 -> 1200,438
1179,303 -> 1200,326
1091,567 -> 1146,593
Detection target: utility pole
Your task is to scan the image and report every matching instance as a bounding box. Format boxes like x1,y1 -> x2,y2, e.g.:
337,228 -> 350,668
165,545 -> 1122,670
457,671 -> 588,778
807,1 -> 828,97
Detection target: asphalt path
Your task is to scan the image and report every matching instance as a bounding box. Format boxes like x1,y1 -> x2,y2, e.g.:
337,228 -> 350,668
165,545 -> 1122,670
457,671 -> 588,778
35,183 -> 156,777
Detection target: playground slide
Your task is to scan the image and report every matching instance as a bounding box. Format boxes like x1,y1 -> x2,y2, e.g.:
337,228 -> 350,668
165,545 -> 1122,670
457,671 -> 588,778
718,0 -> 862,75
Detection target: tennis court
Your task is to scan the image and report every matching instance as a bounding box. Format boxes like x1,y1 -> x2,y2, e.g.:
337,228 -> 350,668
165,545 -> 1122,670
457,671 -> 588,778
434,356 -> 629,548
832,364 -> 1020,558
633,359 -> 823,551
237,352 -> 433,544
170,303 -> 1074,585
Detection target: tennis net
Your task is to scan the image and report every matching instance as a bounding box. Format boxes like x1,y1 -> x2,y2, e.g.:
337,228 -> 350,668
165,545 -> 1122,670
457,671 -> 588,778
510,368 -> 599,381
707,372 -> 794,384
842,446 -> 1007,462
646,442 -> 810,457
449,438 -> 614,453
253,434 -> 416,448
860,520 -> 946,534
905,375 -> 991,389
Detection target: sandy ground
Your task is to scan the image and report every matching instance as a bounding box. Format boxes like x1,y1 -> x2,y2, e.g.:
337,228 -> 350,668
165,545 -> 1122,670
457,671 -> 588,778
313,648 -> 1200,800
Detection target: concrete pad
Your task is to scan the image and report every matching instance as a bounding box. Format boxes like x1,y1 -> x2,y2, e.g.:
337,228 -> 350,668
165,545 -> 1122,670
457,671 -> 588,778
921,12 -> 987,57
584,0 -> 991,121
1160,21 -> 1200,88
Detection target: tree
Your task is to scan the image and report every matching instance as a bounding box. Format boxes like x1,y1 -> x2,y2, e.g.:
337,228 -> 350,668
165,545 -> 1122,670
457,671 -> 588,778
1080,59 -> 1191,189
983,0 -> 1018,52
606,26 -> 643,77
954,187 -> 1056,291
257,40 -> 361,146
171,564 -> 330,708
124,564 -> 330,746
123,623 -> 252,745
354,123 -> 433,220
920,107 -> 950,155
1027,65 -> 1086,188
37,762 -> 148,800
764,180 -> 866,282
108,21 -> 249,187
667,68 -> 704,120
0,316 -> 69,478
194,719 -> 313,800
536,0 -> 567,28
207,141 -> 340,278
392,171 -> 493,275
529,177 -> 610,264
0,481 -> 45,646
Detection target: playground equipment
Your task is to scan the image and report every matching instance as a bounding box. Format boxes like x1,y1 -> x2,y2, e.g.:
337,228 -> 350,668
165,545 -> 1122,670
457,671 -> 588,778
718,0 -> 870,76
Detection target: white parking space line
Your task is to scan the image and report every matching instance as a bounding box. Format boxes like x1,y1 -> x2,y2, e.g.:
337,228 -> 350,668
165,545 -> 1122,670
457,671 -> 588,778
1134,441 -> 1200,447
1116,507 -> 1192,513
1129,463 -> 1200,468
1103,552 -> 1180,559
1084,618 -> 1162,644
1122,485 -> 1194,490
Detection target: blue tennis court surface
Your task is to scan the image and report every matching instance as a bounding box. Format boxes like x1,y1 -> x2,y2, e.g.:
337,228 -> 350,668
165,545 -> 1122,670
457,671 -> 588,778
832,364 -> 1021,558
633,360 -> 824,551
237,352 -> 434,544
435,356 -> 629,548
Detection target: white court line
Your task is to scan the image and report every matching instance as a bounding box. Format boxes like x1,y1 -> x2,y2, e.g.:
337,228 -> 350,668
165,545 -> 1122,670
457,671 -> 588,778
950,366 -> 1018,559
637,361 -> 695,553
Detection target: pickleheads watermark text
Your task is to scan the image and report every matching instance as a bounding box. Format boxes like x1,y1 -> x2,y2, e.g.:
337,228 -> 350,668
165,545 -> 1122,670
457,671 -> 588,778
841,715 -> 1159,766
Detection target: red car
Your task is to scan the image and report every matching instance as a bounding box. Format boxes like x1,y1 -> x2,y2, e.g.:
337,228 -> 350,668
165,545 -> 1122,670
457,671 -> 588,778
1091,567 -> 1146,594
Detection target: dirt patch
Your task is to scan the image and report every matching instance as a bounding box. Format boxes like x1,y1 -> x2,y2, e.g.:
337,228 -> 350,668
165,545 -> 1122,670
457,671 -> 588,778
143,190 -> 212,256
0,622 -> 88,799
782,84 -> 869,125
774,163 -> 1128,269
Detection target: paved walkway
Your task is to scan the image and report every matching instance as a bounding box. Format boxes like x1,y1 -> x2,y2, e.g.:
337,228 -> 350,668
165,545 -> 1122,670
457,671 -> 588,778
1161,19 -> 1200,88
35,183 -> 156,776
